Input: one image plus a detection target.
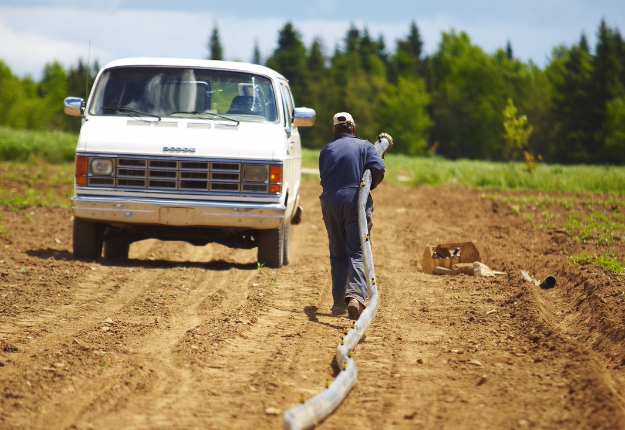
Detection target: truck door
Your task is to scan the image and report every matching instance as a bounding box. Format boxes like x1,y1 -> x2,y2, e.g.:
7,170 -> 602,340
279,83 -> 297,216
283,85 -> 301,179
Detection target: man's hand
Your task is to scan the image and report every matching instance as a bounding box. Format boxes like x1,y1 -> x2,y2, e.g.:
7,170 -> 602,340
376,133 -> 393,145
375,133 -> 393,158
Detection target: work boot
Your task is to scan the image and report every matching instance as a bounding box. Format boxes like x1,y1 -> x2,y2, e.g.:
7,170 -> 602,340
347,298 -> 365,320
331,303 -> 348,316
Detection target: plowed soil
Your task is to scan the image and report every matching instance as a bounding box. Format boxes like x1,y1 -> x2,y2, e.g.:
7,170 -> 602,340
1,178 -> 624,430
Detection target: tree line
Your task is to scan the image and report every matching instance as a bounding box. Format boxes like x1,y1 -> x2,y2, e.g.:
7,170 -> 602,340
0,59 -> 98,134
1,19 -> 624,164
249,20 -> 625,165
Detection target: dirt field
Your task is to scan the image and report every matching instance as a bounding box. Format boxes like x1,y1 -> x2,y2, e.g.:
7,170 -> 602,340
1,178 -> 624,430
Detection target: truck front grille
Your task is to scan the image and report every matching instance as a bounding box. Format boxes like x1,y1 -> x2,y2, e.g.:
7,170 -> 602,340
88,178 -> 115,186
119,159 -> 146,167
211,172 -> 240,181
211,183 -> 239,192
180,180 -> 208,190
212,163 -> 239,171
118,168 -> 146,177
149,180 -> 177,189
242,184 -> 268,192
118,179 -> 146,187
88,157 -> 273,194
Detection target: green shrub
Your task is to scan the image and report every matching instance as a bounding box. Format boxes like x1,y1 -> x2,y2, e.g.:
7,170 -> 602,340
0,126 -> 77,163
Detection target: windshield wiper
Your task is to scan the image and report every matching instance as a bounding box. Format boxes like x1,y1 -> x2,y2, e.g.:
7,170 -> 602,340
102,106 -> 161,121
171,111 -> 239,126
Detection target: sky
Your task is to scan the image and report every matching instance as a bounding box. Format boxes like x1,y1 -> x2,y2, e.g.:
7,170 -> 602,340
1,0 -> 623,79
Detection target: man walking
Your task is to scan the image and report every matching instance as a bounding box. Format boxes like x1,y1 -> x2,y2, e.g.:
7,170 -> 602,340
319,112 -> 386,320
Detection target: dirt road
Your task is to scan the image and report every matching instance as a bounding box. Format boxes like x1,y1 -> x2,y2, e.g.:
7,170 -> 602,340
1,179 -> 624,429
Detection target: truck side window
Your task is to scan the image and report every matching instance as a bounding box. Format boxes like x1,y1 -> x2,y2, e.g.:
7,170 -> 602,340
285,87 -> 295,118
280,84 -> 293,126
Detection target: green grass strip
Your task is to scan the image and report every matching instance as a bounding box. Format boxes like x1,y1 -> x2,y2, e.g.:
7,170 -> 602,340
2,128 -> 624,194
0,126 -> 77,163
302,148 -> 625,194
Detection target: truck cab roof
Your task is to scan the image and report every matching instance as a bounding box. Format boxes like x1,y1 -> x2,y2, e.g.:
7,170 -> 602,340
100,58 -> 287,82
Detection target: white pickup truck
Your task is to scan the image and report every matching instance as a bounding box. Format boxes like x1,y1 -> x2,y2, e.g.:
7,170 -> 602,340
64,58 -> 315,268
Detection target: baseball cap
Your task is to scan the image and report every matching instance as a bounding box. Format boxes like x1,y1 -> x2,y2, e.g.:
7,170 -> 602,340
333,112 -> 355,126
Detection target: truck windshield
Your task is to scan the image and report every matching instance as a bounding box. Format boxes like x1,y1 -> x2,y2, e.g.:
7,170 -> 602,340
89,67 -> 278,123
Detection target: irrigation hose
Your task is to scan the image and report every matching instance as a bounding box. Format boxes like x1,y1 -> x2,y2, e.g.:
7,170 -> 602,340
282,137 -> 391,429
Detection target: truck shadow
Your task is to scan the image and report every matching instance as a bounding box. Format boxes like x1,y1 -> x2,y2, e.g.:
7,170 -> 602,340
25,247 -> 257,271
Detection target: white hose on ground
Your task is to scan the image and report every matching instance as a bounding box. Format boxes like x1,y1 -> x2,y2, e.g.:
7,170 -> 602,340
282,358 -> 357,430
282,136 -> 392,430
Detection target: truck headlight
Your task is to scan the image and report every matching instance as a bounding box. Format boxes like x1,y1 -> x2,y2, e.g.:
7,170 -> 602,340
90,158 -> 114,176
243,165 -> 267,182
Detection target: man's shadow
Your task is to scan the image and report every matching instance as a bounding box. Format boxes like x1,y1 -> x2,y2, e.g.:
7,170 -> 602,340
304,305 -> 366,377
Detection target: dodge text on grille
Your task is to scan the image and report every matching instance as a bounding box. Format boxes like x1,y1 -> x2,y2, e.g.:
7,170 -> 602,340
163,147 -> 196,153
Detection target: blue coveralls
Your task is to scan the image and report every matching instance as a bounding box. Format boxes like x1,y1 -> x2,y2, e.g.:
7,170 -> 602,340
319,133 -> 385,308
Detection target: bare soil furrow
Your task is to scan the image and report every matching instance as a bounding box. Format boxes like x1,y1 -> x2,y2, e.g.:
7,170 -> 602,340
1,181 -> 623,430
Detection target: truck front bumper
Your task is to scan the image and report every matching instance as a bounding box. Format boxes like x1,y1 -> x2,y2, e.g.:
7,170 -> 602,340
71,196 -> 285,229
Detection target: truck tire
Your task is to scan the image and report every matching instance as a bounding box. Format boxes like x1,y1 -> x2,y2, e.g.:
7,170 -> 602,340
103,241 -> 129,259
291,206 -> 303,225
73,217 -> 103,260
257,222 -> 284,268
282,218 -> 291,266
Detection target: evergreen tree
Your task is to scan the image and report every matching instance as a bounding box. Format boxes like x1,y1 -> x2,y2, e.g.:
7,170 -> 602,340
580,32 -> 590,53
403,21 -> 424,60
506,40 -> 513,59
391,21 -> 425,82
251,41 -> 262,65
359,28 -> 376,72
308,38 -> 325,75
589,20 -> 624,161
518,56 -> 557,161
552,36 -> 593,163
614,29 -> 625,86
345,25 -> 360,53
65,58 -> 99,101
266,22 -> 311,106
358,28 -> 387,71
300,38 -> 338,148
376,35 -> 389,65
208,24 -> 223,61
65,58 -> 99,132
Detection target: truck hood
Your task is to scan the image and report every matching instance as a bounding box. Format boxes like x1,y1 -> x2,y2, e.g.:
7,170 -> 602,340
77,116 -> 285,160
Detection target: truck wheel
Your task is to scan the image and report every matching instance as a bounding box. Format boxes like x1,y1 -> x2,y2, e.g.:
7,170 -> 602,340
73,217 -> 103,260
103,241 -> 129,259
282,218 -> 291,266
291,206 -> 303,225
257,222 -> 284,269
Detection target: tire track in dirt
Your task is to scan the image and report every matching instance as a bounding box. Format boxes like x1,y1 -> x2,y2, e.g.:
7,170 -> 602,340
26,243 -> 262,430
0,264 -> 126,337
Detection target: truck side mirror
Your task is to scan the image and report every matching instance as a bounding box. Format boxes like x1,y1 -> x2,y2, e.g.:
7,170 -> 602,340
64,97 -> 85,117
293,107 -> 316,127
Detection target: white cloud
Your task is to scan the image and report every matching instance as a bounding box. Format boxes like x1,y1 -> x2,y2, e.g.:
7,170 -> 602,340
0,14 -> 106,77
